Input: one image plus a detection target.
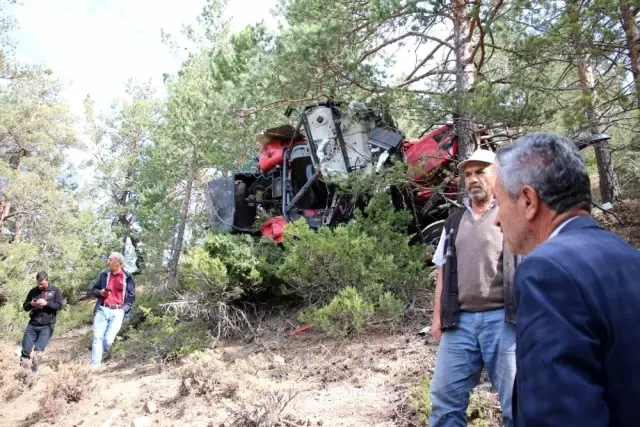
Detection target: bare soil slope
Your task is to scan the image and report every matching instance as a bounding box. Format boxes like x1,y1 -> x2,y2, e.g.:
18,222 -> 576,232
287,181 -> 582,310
0,316 -> 502,427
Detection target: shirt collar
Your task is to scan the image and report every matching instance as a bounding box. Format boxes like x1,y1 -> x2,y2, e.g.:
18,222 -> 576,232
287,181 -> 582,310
463,197 -> 496,219
548,216 -> 580,240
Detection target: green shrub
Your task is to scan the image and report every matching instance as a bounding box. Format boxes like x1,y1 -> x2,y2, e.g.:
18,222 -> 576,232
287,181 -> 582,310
252,237 -> 286,294
278,193 -> 428,305
0,305 -> 25,341
179,233 -> 263,302
409,375 -> 432,425
300,283 -> 406,336
300,287 -> 374,337
114,307 -> 209,364
55,303 -> 93,334
125,288 -> 171,328
376,291 -> 405,322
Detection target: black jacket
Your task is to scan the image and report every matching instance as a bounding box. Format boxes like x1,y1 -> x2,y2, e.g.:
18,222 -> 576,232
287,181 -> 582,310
440,208 -> 519,330
92,269 -> 136,322
23,284 -> 64,326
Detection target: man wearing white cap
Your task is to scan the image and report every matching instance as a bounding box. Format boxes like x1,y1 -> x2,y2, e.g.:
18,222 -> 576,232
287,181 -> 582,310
428,149 -> 518,427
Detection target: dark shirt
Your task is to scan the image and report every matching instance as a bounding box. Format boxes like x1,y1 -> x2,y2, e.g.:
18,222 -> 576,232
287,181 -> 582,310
23,284 -> 64,326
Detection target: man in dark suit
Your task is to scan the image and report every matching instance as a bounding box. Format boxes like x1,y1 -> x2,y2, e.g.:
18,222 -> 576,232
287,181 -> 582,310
492,132 -> 640,427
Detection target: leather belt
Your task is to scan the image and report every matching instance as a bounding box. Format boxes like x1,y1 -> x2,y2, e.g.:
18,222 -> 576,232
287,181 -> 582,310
103,304 -> 124,310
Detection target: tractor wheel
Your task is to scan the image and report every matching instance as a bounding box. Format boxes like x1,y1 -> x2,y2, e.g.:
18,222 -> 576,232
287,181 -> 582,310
421,220 -> 445,266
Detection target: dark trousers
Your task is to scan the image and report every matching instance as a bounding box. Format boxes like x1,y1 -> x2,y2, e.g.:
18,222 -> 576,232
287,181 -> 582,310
20,323 -> 54,359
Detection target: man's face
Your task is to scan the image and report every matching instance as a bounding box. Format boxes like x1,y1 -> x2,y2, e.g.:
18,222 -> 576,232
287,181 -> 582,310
464,162 -> 496,203
107,255 -> 121,271
494,176 -> 532,255
37,279 -> 48,290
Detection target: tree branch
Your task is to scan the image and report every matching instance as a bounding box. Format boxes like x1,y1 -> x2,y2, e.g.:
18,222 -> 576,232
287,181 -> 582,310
358,32 -> 454,64
404,34 -> 456,81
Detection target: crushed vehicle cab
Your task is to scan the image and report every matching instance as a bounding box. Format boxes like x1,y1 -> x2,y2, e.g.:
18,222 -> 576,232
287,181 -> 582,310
205,100 -> 412,242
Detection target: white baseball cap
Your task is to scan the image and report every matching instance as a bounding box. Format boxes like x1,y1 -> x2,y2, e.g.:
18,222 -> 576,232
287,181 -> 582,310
457,149 -> 496,170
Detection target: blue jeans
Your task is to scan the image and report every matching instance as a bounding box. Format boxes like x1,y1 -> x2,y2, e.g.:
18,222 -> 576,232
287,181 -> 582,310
430,309 -> 516,427
21,323 -> 54,360
91,306 -> 124,366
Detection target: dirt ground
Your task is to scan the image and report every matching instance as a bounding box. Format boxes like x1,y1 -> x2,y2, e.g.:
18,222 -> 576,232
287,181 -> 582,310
596,199 -> 640,248
0,313 -> 502,427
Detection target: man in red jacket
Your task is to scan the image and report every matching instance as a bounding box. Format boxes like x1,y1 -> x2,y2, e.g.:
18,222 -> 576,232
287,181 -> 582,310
90,252 -> 135,367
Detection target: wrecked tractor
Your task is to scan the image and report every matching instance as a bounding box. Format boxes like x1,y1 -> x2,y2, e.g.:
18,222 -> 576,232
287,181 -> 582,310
204,100 -> 459,250
204,100 -> 610,251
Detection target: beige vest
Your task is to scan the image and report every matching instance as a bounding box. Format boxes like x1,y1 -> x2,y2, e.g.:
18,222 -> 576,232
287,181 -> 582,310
454,206 -> 505,311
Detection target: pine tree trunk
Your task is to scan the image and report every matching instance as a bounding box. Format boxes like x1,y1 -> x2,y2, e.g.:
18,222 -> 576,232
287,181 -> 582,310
167,166 -> 195,286
577,59 -> 621,203
452,0 -> 477,201
620,0 -> 640,103
10,214 -> 24,244
0,198 -> 9,234
568,0 -> 621,203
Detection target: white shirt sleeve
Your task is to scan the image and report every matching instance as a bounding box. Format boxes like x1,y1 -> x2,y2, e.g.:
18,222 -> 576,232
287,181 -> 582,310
431,227 -> 447,268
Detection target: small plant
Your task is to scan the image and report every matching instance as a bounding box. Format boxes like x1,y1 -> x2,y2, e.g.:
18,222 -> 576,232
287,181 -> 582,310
50,363 -> 95,403
177,352 -> 238,400
409,375 -> 432,425
38,363 -> 95,421
300,287 -> 374,337
467,388 -> 502,426
230,388 -> 300,427
376,291 -> 405,323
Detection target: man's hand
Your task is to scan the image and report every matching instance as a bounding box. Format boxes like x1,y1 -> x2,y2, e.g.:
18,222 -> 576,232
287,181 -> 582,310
99,289 -> 110,298
31,299 -> 47,308
431,316 -> 442,343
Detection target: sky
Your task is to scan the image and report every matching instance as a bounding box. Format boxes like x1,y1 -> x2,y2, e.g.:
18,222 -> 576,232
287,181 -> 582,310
10,0 -> 279,188
12,0 -> 279,117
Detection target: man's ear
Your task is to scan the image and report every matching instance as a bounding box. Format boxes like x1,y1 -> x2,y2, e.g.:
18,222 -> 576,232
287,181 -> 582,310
519,185 -> 540,221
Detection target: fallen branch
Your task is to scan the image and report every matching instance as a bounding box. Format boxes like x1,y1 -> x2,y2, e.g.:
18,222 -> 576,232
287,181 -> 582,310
592,201 -> 624,225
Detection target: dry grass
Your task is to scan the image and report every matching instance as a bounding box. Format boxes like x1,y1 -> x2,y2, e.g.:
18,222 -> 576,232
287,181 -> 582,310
394,373 -> 503,427
37,362 -> 95,421
177,351 -> 239,401
0,344 -> 30,401
229,388 -> 301,427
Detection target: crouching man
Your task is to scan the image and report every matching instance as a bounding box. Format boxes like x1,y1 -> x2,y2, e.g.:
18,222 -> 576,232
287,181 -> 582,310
20,271 -> 63,376
90,252 -> 135,367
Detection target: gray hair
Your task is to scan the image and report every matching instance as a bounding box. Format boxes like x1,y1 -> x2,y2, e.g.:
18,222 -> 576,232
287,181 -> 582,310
109,252 -> 125,266
495,132 -> 592,214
